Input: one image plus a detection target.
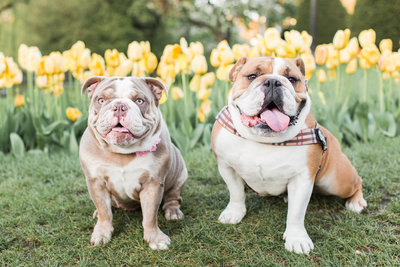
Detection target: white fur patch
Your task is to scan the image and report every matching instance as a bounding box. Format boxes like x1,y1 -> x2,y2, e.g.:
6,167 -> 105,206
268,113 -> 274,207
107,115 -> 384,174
273,57 -> 286,75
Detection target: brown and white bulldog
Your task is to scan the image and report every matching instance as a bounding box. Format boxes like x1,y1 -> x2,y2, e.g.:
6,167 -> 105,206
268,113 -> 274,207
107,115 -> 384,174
79,76 -> 187,250
211,57 -> 367,254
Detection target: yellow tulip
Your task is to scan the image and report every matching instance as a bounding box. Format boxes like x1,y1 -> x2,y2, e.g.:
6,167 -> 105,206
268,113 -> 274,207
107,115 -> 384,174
346,37 -> 360,58
189,42 -> 204,56
219,49 -> 234,66
128,41 -> 143,61
379,52 -> 396,73
197,100 -> 212,122
66,107 -> 82,122
105,49 -> 120,68
333,29 -> 350,50
18,44 -> 42,72
36,75 -> 47,89
189,73 -> 201,92
339,48 -> 351,64
346,58 -> 358,74
256,34 -> 269,55
379,39 -> 393,53
360,43 -> 380,65
248,47 -> 260,57
216,64 -> 234,81
114,53 -> 132,76
159,90 -> 167,104
317,69 -> 327,83
300,53 -> 316,80
197,88 -> 212,101
140,41 -> 151,57
300,31 -> 313,53
284,30 -> 302,51
1,57 -> 23,88
44,56 -> 55,74
210,49 -> 221,67
14,94 -> 25,107
89,53 -> 105,76
315,45 -> 328,65
78,48 -> 90,69
358,29 -> 376,48
179,37 -> 188,53
145,52 -> 158,74
326,45 -> 339,69
265,27 -> 282,50
281,43 -> 297,58
190,55 -> 207,74
171,87 -> 184,101
359,57 -> 372,69
232,44 -> 250,60
200,72 -> 216,91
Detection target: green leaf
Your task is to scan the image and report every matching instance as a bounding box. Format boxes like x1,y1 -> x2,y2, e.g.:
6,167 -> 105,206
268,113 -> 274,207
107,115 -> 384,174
10,133 -> 25,158
189,123 -> 205,149
42,120 -> 69,136
69,129 -> 79,154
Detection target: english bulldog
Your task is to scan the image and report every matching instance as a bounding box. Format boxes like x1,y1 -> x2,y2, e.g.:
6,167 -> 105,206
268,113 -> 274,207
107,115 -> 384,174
79,76 -> 187,250
211,57 -> 367,254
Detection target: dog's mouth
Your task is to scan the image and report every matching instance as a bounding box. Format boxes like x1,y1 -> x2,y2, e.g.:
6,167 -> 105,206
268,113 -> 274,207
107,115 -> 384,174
238,101 -> 305,132
111,123 -> 131,133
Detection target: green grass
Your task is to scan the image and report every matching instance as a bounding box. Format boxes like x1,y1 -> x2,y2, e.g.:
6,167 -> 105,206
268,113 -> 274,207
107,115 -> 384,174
1,137 -> 399,266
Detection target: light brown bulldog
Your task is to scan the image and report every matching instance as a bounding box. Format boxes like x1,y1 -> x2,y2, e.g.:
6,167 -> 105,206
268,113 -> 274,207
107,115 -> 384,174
79,76 -> 187,250
211,57 -> 367,254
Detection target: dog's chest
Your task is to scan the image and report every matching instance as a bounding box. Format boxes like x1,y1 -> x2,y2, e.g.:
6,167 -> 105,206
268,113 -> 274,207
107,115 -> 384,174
98,158 -> 152,202
215,129 -> 309,196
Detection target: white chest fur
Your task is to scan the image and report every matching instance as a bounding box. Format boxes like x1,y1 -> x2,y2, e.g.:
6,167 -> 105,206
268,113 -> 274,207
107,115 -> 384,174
215,128 -> 309,196
93,156 -> 154,202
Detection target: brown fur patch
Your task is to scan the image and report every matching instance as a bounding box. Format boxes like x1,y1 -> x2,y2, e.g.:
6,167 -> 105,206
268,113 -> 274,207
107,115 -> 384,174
211,121 -> 223,159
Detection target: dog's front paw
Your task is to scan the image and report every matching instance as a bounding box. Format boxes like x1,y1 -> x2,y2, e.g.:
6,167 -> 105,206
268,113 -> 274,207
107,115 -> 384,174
144,228 -> 171,250
218,204 -> 246,224
283,226 -> 314,254
91,222 -> 114,246
164,206 -> 184,221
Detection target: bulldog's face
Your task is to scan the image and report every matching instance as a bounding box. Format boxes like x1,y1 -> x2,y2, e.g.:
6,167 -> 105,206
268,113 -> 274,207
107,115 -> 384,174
81,76 -> 167,154
228,56 -> 311,142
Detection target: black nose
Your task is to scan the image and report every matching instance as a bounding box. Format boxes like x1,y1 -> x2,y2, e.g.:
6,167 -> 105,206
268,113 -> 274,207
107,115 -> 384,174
264,79 -> 282,90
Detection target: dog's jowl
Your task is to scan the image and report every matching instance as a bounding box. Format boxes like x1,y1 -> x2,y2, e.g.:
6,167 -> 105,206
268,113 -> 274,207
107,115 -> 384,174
80,76 -> 187,250
211,56 -> 367,254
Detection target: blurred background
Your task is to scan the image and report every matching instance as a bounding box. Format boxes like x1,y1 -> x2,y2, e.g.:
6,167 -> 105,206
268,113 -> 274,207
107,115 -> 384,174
1,0 -> 399,58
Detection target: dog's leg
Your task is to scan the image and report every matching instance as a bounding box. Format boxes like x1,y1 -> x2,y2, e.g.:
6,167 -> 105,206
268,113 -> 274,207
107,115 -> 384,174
163,167 -> 187,221
87,178 -> 114,246
140,179 -> 171,250
218,163 -> 246,224
283,173 -> 314,254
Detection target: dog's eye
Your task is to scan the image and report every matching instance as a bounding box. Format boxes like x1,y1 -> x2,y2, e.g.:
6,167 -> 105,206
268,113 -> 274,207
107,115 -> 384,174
247,74 -> 258,81
98,98 -> 105,104
135,98 -> 144,105
288,77 -> 298,84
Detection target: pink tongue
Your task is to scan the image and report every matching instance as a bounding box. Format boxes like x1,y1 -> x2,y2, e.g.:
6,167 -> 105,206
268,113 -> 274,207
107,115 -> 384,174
260,108 -> 290,132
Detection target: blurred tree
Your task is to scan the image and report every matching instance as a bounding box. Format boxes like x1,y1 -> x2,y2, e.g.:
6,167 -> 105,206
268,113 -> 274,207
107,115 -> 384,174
177,0 -> 297,47
22,0 -> 178,55
351,0 -> 400,50
295,0 -> 348,45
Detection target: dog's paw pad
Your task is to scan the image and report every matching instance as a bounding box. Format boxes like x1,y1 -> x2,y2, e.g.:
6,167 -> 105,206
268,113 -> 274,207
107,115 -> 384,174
218,206 -> 246,224
165,207 -> 184,221
345,198 -> 367,213
144,229 -> 171,250
90,223 -> 113,246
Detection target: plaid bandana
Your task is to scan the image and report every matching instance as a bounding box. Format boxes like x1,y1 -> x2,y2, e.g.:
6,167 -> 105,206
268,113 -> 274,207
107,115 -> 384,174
216,106 -> 327,149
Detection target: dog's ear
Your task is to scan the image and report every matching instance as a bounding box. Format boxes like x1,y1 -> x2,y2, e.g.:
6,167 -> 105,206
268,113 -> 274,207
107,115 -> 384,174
144,77 -> 168,105
294,57 -> 306,77
81,76 -> 105,99
229,56 -> 248,82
